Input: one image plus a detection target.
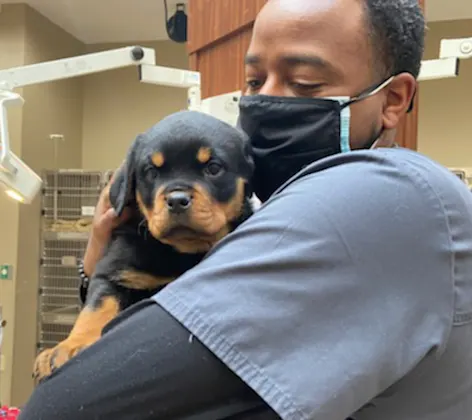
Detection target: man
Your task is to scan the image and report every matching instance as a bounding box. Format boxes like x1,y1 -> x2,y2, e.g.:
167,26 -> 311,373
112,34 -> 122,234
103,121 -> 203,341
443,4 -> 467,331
19,0 -> 472,419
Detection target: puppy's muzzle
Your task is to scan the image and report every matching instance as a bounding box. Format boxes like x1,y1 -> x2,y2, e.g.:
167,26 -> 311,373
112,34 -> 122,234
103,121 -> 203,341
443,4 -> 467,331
165,190 -> 192,215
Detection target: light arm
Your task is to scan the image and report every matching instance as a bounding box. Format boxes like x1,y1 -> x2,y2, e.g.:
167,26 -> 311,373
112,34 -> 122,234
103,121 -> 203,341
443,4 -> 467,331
0,46 -> 155,90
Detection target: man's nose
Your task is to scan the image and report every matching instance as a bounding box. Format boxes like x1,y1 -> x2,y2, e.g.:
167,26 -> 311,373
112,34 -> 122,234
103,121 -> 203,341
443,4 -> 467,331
258,76 -> 286,97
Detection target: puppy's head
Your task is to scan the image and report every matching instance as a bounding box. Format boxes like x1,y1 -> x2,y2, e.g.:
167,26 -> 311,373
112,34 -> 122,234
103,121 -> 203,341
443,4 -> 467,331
109,110 -> 254,254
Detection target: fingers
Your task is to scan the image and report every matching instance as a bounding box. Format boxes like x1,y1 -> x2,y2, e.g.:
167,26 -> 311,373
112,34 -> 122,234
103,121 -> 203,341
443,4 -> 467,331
90,165 -> 130,243
102,207 -> 131,230
101,207 -> 117,226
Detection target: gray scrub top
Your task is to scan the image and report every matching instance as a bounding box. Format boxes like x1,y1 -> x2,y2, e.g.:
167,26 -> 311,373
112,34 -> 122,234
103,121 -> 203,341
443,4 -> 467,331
154,147 -> 472,420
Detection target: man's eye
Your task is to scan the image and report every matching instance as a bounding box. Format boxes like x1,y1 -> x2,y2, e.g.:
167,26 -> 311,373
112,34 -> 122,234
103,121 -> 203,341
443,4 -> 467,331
246,79 -> 262,91
291,82 -> 324,93
205,161 -> 224,177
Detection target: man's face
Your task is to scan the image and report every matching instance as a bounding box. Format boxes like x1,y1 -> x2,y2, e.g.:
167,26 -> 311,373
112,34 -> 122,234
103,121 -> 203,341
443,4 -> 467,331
244,0 -> 416,149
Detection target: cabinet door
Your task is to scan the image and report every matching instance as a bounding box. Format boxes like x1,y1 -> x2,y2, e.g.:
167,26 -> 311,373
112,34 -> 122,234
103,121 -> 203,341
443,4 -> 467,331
188,0 -> 424,150
188,0 -> 266,99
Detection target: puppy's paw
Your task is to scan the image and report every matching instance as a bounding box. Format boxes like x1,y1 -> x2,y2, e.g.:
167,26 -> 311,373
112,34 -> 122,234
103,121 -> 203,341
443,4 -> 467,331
33,341 -> 86,384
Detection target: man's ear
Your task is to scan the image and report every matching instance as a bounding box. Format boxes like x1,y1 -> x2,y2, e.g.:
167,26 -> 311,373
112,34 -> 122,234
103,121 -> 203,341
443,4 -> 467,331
109,134 -> 144,216
382,73 -> 417,130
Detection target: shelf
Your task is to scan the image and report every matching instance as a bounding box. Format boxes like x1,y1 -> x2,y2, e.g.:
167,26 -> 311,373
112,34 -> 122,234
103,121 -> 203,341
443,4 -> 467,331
41,311 -> 79,326
42,231 -> 90,241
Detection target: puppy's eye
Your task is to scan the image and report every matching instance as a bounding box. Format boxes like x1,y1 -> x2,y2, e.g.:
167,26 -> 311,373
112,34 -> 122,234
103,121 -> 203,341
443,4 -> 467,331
205,161 -> 224,177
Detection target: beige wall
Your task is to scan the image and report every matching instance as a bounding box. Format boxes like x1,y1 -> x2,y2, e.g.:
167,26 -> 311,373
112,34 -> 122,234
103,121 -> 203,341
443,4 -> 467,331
21,7 -> 84,171
82,41 -> 189,170
418,19 -> 472,166
0,4 -> 26,406
11,6 -> 84,406
0,4 -> 84,405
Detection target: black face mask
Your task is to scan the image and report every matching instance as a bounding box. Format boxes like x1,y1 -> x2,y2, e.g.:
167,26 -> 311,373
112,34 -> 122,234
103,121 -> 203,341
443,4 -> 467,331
237,78 -> 393,202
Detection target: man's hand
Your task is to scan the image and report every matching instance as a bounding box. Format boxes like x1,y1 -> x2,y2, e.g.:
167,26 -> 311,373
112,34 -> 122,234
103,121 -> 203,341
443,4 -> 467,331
83,168 -> 130,277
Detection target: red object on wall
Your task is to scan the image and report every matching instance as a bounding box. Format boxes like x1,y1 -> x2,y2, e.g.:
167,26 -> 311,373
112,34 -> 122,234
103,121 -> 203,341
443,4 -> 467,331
0,406 -> 20,419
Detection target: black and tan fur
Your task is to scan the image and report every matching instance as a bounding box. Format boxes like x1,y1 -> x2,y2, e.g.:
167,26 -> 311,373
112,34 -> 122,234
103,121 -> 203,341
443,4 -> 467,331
33,111 -> 254,383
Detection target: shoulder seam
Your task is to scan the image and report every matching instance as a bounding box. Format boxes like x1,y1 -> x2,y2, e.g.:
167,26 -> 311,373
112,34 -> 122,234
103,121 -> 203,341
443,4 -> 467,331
396,157 -> 456,348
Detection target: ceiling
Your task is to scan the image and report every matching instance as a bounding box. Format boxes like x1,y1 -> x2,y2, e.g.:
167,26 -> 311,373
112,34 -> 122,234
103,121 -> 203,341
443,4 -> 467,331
0,0 -> 470,45
0,0 -> 188,44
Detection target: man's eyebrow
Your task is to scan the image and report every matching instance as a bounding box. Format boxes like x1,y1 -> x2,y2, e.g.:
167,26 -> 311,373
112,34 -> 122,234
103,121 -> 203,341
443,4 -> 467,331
244,54 -> 260,65
281,54 -> 337,73
244,53 -> 339,75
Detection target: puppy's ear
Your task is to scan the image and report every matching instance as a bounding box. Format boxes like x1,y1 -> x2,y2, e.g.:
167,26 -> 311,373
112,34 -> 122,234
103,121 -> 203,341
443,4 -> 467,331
109,134 -> 144,216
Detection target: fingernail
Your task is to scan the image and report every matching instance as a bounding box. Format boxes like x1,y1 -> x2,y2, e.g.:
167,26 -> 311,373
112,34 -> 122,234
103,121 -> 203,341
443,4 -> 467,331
107,208 -> 117,218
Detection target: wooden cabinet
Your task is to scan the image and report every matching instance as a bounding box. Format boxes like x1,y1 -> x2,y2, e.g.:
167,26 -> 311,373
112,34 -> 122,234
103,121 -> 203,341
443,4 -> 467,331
188,0 -> 425,150
188,0 -> 265,99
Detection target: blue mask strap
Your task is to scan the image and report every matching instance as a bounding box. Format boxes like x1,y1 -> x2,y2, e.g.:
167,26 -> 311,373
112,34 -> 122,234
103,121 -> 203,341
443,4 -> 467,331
325,96 -> 352,153
339,104 -> 351,153
338,76 -> 394,153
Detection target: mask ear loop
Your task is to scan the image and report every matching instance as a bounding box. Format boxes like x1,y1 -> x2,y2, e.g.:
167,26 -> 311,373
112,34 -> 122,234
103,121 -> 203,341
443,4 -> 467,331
368,128 -> 386,149
344,76 -> 395,107
338,76 -> 394,152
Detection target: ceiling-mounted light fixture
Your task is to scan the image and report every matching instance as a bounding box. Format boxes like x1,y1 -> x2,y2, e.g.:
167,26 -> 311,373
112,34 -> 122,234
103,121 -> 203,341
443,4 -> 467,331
0,91 -> 42,204
164,1 -> 187,43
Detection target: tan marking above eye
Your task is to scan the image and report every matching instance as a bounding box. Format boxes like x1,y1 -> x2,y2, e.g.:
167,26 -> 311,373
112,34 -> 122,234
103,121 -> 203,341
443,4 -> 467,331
152,152 -> 165,168
197,147 -> 211,164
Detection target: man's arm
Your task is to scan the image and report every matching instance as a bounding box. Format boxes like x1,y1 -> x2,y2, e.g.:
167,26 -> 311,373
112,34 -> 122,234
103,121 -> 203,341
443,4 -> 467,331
19,300 -> 280,420
155,150 -> 462,420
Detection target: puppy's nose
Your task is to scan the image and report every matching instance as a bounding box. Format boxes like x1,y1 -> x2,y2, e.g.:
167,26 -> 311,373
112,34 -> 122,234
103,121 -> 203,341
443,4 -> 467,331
166,191 -> 192,214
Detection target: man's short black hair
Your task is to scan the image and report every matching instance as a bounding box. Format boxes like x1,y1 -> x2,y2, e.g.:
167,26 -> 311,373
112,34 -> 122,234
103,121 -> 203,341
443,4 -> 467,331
363,0 -> 425,79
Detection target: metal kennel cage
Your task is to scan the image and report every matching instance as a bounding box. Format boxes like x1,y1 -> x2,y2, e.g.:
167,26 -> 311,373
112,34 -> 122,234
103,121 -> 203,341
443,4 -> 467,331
37,170 -> 112,353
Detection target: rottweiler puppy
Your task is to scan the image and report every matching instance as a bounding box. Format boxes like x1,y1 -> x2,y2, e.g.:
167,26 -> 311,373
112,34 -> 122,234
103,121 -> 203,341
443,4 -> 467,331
33,110 -> 254,383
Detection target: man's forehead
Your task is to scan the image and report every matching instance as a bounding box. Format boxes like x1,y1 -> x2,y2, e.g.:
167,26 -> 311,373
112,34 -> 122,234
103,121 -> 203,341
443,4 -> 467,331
254,0 -> 366,42
264,0 -> 341,16
248,0 -> 371,74
254,0 -> 366,47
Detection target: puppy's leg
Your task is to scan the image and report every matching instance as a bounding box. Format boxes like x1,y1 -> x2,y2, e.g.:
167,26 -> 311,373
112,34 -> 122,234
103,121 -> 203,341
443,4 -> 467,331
33,278 -> 120,384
